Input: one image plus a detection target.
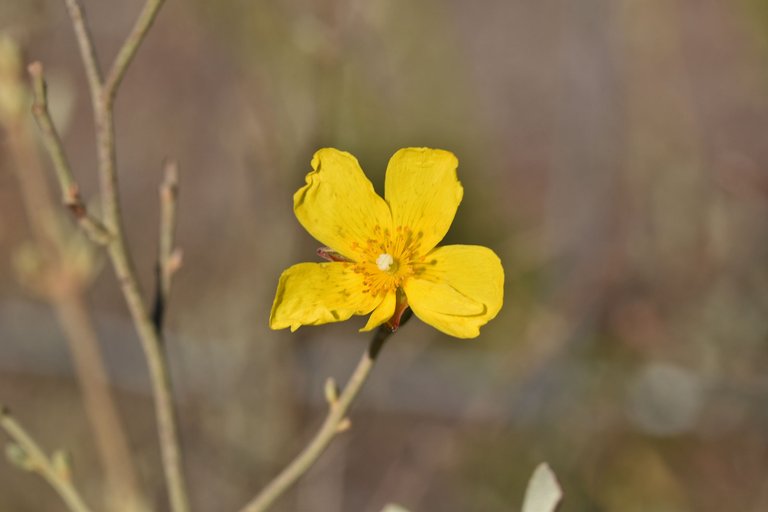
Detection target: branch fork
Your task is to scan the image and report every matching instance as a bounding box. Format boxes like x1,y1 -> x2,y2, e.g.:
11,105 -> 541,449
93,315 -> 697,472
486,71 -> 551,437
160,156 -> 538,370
27,1 -> 189,512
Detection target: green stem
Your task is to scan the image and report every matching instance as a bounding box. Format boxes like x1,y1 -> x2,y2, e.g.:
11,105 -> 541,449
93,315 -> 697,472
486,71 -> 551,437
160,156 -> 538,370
238,326 -> 393,512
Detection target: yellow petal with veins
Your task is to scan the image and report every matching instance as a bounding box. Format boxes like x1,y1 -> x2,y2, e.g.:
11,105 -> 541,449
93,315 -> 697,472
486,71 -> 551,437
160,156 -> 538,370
270,262 -> 383,331
294,148 -> 393,261
403,309 -> 486,339
384,148 -> 462,254
404,245 -> 504,339
360,290 -> 396,332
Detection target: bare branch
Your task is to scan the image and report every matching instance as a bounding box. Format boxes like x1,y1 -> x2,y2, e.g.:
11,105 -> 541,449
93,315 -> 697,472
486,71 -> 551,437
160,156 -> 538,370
152,159 -> 181,331
6,50 -> 145,508
1,405 -> 95,512
61,0 -> 103,110
27,61 -> 111,245
103,0 -> 166,106
61,0 -> 190,510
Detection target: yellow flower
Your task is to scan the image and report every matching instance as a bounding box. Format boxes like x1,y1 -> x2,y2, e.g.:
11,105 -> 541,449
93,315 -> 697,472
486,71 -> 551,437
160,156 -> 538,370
269,148 -> 504,339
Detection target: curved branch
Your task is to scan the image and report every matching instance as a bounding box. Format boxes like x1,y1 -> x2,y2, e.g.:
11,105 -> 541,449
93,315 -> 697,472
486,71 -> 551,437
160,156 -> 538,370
1,406 -> 94,512
238,325 -> 394,512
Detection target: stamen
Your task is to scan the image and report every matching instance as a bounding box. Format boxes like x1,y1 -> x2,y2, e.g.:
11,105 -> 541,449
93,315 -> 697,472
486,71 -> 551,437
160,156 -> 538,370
376,253 -> 394,271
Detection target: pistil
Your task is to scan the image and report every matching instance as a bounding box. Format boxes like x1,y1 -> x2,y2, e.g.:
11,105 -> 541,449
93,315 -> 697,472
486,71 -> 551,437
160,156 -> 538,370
376,253 -> 394,271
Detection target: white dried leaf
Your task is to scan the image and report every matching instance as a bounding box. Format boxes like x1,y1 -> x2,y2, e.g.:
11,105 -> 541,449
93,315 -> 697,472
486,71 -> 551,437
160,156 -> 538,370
521,463 -> 562,512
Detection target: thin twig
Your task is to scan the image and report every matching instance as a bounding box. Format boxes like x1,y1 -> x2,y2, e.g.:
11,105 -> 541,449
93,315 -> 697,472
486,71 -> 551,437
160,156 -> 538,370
103,0 -> 166,107
60,2 -> 190,512
1,405 -> 95,512
5,59 -> 145,509
239,325 -> 394,512
61,0 -> 103,110
26,62 -> 111,245
152,159 -> 181,331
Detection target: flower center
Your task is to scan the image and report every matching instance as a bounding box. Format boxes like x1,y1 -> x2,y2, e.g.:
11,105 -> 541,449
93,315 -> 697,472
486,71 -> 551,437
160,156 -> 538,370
376,253 -> 394,271
349,225 -> 428,297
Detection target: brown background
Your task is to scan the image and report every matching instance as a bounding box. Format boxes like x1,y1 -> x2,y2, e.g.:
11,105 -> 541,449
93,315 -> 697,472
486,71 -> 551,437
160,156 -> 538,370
3,0 -> 768,510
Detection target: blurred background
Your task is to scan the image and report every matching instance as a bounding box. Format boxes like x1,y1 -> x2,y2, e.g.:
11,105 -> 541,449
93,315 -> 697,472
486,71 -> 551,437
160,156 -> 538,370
2,0 -> 768,510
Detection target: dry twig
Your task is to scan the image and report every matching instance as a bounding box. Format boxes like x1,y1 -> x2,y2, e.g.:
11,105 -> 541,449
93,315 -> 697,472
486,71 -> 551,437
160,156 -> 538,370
152,159 -> 181,331
27,62 -> 110,244
1,406 -> 94,512
33,1 -> 190,511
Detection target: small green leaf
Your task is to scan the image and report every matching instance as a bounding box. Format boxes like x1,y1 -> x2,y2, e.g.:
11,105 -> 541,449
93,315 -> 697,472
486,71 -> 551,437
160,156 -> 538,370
5,442 -> 34,471
521,463 -> 562,512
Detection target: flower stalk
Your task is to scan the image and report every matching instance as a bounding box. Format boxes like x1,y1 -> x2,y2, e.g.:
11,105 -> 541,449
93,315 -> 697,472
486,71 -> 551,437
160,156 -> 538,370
239,322 -> 396,512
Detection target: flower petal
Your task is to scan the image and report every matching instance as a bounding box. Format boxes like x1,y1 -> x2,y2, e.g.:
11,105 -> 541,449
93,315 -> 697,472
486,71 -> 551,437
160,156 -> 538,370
384,148 -> 463,254
404,245 -> 504,339
270,262 -> 383,331
360,291 -> 396,332
294,148 -> 392,261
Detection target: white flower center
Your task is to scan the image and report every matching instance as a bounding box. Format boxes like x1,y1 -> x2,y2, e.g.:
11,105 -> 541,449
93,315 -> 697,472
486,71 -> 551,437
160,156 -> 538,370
376,253 -> 394,271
